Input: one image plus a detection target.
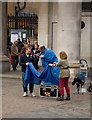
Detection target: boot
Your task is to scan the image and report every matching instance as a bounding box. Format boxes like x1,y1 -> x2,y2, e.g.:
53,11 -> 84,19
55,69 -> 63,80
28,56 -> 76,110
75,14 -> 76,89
65,94 -> 71,100
57,95 -> 64,101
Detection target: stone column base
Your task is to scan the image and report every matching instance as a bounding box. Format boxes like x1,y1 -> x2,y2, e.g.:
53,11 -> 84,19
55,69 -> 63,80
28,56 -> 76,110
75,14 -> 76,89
0,55 -> 10,73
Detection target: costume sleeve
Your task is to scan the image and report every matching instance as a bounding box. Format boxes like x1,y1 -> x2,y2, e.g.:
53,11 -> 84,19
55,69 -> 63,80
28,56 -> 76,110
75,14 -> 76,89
44,49 -> 58,63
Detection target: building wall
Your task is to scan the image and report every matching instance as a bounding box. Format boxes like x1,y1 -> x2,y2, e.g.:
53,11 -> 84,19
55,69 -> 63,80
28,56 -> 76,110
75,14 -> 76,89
81,12 -> 91,67
7,3 -> 91,67
48,2 -> 58,49
38,2 -> 48,47
7,2 -> 48,47
48,2 -> 81,63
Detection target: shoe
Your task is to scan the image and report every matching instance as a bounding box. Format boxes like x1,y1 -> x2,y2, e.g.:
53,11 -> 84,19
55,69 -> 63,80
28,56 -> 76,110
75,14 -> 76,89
31,93 -> 36,97
57,97 -> 62,101
65,94 -> 71,100
13,68 -> 17,71
23,92 -> 27,97
65,97 -> 71,100
57,96 -> 64,101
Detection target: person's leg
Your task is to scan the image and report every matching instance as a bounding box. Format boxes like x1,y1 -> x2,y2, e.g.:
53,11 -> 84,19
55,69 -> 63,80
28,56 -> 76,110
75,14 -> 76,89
64,77 -> 70,100
29,83 -> 36,96
29,83 -> 34,93
57,78 -> 64,101
15,56 -> 18,70
12,56 -> 16,70
22,72 -> 28,96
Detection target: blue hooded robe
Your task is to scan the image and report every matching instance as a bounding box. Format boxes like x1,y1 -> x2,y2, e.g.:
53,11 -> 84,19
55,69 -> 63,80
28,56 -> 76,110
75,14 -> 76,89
24,48 -> 60,88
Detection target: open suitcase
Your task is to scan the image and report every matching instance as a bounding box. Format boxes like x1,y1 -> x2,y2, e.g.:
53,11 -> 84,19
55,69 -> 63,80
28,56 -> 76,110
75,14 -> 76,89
39,82 -> 59,98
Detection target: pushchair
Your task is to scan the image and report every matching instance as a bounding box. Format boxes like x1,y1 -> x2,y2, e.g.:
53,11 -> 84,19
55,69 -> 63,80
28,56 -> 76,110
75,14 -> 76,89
72,59 -> 88,94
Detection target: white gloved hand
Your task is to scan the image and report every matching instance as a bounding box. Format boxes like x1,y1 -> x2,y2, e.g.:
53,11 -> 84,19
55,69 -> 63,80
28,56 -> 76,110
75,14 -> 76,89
26,62 -> 29,66
39,55 -> 44,58
49,63 -> 53,66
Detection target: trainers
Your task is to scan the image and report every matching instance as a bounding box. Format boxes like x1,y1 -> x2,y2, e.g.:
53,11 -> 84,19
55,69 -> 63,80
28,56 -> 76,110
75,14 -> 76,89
31,93 -> 36,97
23,92 -> 27,97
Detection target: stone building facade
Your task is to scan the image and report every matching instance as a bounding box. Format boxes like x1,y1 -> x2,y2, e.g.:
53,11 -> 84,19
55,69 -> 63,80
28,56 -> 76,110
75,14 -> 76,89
0,2 -> 91,72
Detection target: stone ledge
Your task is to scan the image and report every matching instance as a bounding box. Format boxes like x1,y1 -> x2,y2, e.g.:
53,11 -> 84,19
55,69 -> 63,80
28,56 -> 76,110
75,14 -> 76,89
0,74 -> 22,79
0,55 -> 9,61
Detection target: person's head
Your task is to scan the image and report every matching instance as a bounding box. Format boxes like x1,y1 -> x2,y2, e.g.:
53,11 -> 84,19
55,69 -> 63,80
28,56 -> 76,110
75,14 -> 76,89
34,44 -> 39,49
39,45 -> 45,53
34,40 -> 38,45
25,47 -> 31,55
23,42 -> 29,49
17,39 -> 20,42
14,41 -> 18,45
59,51 -> 67,60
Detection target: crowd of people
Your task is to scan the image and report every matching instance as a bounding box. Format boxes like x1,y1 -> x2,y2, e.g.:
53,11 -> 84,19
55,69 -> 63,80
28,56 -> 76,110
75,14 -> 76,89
8,39 -> 71,101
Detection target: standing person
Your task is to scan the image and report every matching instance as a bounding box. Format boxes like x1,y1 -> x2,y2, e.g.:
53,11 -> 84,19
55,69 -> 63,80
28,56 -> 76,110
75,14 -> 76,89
39,45 -> 58,68
31,40 -> 39,53
20,47 -> 36,97
8,42 -> 13,65
11,41 -> 18,71
54,51 -> 71,101
17,38 -> 24,53
32,44 -> 40,70
20,41 -> 29,55
17,39 -> 24,64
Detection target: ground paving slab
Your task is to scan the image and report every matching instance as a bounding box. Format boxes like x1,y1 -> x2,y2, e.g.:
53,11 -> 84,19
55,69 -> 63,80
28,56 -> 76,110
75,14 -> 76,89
0,67 -> 91,119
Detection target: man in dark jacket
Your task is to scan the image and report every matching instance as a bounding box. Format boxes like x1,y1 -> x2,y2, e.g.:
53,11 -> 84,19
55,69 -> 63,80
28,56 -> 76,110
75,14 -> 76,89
20,47 -> 36,97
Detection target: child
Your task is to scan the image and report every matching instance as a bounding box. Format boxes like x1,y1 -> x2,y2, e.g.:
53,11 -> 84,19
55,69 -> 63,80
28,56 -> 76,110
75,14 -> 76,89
54,51 -> 71,101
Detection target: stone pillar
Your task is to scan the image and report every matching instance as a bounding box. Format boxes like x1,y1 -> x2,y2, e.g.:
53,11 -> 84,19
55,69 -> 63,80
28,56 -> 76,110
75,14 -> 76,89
56,2 -> 81,63
38,2 -> 48,47
0,2 -> 10,73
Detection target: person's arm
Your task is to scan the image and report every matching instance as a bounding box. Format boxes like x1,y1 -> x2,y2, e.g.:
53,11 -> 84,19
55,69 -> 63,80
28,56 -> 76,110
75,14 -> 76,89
56,60 -> 69,68
56,60 -> 63,66
39,55 -> 44,58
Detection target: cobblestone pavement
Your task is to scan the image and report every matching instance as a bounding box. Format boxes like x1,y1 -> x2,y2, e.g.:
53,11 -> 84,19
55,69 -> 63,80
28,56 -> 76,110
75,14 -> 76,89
2,75 -> 91,118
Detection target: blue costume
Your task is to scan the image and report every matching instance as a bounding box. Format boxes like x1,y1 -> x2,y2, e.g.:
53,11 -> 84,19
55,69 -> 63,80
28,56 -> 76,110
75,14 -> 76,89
40,48 -> 58,68
24,48 -> 60,88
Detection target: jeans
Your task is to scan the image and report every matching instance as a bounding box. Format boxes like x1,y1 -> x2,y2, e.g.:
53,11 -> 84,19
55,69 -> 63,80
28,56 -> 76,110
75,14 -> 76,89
22,72 -> 34,93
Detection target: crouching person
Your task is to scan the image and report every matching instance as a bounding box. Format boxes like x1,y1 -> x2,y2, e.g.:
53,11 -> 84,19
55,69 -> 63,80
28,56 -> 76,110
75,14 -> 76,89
53,51 -> 71,101
20,47 -> 36,97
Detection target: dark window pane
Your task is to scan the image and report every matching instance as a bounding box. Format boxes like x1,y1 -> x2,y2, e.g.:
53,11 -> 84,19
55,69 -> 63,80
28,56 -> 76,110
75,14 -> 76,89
82,2 -> 92,12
